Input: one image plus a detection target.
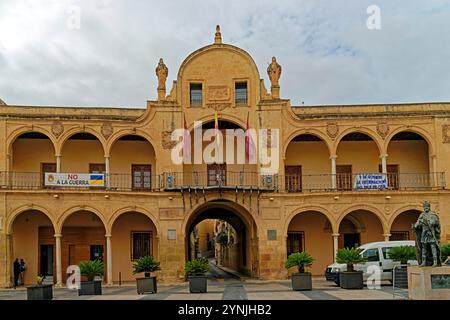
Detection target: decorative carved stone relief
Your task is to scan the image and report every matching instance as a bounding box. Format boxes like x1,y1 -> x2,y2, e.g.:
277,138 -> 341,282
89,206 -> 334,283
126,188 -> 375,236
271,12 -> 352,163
442,125 -> 450,143
101,123 -> 114,139
326,123 -> 339,139
162,130 -> 177,149
377,122 -> 390,139
207,85 -> 230,101
51,121 -> 64,138
206,103 -> 231,111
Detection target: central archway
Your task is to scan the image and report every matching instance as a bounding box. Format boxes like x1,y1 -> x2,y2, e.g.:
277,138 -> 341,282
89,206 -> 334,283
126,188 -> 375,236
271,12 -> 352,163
184,200 -> 258,278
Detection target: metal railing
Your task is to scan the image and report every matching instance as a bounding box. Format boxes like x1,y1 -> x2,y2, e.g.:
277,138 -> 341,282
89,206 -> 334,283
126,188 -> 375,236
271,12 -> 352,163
0,171 -> 445,192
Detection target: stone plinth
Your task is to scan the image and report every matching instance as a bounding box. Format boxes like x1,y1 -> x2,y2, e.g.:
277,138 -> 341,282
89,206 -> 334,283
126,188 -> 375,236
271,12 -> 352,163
408,266 -> 450,300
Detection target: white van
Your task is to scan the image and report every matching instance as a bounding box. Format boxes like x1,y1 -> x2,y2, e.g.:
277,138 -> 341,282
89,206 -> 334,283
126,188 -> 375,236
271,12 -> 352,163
325,240 -> 417,284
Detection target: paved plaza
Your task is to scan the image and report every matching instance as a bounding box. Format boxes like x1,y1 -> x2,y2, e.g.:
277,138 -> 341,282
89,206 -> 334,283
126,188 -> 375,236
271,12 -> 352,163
0,277 -> 404,300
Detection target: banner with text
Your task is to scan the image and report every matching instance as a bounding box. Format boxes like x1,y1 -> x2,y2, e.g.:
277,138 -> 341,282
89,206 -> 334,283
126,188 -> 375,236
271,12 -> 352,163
354,173 -> 387,190
44,173 -> 105,187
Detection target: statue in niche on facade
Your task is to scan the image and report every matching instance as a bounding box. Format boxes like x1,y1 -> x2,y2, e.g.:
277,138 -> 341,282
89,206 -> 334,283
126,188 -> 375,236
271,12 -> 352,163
267,56 -> 282,87
412,200 -> 442,267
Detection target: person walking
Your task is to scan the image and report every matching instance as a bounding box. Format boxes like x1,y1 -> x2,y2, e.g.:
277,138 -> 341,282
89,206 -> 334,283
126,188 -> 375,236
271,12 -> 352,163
19,259 -> 26,286
13,259 -> 20,289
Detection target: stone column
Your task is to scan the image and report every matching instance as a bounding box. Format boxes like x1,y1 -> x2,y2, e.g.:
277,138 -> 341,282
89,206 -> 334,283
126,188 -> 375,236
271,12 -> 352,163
54,233 -> 62,287
56,155 -> 61,173
380,154 -> 388,174
105,156 -> 110,189
4,234 -> 12,288
382,233 -> 391,242
431,154 -> 438,188
332,233 -> 339,262
330,155 -> 337,190
105,234 -> 113,285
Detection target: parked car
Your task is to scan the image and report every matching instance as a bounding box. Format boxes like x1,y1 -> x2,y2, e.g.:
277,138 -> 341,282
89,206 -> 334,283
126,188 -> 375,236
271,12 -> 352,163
325,240 -> 417,285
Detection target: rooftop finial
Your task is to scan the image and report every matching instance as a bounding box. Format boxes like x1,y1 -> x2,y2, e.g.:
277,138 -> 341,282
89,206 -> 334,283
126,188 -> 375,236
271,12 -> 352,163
214,25 -> 222,44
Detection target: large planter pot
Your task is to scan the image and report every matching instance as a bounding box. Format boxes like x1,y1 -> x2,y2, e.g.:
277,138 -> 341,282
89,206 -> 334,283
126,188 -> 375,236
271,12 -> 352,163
136,276 -> 157,294
339,271 -> 363,289
291,273 -> 312,291
78,280 -> 102,296
188,276 -> 207,293
27,284 -> 53,300
393,267 -> 408,289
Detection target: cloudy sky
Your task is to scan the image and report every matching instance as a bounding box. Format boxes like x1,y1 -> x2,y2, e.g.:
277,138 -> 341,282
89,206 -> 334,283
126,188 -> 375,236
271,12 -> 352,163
0,0 -> 449,108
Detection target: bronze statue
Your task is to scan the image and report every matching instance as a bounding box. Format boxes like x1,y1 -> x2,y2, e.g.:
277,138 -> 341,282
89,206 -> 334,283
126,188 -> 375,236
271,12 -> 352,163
412,201 -> 441,267
267,56 -> 282,87
155,58 -> 168,90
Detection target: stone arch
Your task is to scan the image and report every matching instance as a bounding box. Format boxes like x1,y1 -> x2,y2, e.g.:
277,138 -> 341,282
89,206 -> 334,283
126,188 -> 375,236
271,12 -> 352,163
108,206 -> 160,235
105,129 -> 158,158
7,204 -> 56,234
57,127 -> 106,156
284,205 -> 337,236
7,126 -> 57,156
334,127 -> 383,156
187,114 -> 246,132
56,205 -> 107,234
388,204 -> 422,231
283,129 -> 332,160
338,204 -> 388,234
384,126 -> 435,157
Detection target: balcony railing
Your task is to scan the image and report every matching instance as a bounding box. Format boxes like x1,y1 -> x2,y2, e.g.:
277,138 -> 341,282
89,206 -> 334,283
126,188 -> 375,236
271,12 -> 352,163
0,171 -> 445,192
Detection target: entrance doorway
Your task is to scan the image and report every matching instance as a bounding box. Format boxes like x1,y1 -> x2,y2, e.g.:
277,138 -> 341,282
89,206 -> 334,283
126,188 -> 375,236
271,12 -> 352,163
40,245 -> 54,276
343,233 -> 360,248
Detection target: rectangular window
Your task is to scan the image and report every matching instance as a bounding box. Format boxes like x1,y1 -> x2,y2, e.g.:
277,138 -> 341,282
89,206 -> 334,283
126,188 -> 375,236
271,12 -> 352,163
207,163 -> 226,186
89,163 -> 106,173
285,165 -> 302,192
131,232 -> 152,260
379,164 -> 399,190
389,231 -> 410,241
190,83 -> 203,107
362,248 -> 380,262
336,165 -> 352,191
287,231 -> 305,256
235,82 -> 248,105
132,164 -> 152,191
90,245 -> 104,262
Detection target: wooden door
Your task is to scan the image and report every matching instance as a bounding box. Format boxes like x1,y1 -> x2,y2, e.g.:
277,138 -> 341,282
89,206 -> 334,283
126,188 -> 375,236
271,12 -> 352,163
132,165 -> 152,191
336,165 -> 352,191
379,164 -> 399,190
285,165 -> 302,192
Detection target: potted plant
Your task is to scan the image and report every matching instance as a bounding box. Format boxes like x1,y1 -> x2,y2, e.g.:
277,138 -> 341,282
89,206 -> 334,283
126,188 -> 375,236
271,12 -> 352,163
441,244 -> 450,264
133,255 -> 161,294
26,275 -> 53,300
78,260 -> 104,295
285,251 -> 314,291
185,257 -> 209,293
336,248 -> 368,289
388,246 -> 416,289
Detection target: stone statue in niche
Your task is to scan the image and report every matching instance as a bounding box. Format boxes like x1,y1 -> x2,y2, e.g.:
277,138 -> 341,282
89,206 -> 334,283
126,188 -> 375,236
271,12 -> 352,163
412,200 -> 442,267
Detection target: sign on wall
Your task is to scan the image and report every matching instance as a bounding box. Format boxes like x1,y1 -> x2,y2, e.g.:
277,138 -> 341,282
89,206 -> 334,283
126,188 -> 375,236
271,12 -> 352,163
44,173 -> 105,187
354,173 -> 387,190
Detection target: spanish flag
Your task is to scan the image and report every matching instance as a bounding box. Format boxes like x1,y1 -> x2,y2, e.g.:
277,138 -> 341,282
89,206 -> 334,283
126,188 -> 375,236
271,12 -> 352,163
214,112 -> 220,147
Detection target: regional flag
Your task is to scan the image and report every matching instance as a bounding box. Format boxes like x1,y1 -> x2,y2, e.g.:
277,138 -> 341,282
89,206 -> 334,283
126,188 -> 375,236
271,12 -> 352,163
183,115 -> 191,163
214,112 -> 220,147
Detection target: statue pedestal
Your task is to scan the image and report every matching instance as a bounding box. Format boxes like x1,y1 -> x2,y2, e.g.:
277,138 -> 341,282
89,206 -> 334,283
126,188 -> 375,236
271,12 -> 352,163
270,85 -> 280,99
408,266 -> 450,300
157,88 -> 166,101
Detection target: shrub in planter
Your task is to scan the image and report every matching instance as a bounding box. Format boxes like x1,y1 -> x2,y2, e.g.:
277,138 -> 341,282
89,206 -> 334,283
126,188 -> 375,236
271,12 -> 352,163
185,257 -> 209,293
336,248 -> 368,289
388,246 -> 416,289
133,256 -> 161,294
27,275 -> 53,300
78,260 -> 104,296
441,244 -> 450,263
285,251 -> 314,291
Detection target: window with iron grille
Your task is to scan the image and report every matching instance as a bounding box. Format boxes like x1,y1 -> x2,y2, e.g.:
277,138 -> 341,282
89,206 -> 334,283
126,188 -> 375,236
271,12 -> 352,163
287,231 -> 305,256
131,231 -> 152,260
190,83 -> 202,106
235,82 -> 247,105
390,231 -> 410,241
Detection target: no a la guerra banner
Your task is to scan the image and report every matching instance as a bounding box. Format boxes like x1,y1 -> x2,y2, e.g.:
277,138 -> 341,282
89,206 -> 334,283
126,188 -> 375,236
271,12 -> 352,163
45,173 -> 105,187
354,173 -> 388,190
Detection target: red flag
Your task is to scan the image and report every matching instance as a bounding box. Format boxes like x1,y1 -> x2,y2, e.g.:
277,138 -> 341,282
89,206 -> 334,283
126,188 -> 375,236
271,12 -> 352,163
183,115 -> 191,163
245,112 -> 252,163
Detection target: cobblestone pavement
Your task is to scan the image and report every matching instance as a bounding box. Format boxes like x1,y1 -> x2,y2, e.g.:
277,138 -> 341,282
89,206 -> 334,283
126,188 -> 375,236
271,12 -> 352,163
0,278 -> 403,300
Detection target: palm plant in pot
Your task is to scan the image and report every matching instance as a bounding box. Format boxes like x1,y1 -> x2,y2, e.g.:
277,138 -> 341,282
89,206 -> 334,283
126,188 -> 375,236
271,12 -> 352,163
26,275 -> 53,300
441,244 -> 450,264
336,248 -> 368,289
285,251 -> 314,291
388,246 -> 416,289
133,255 -> 161,294
78,259 -> 104,295
185,257 -> 209,293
